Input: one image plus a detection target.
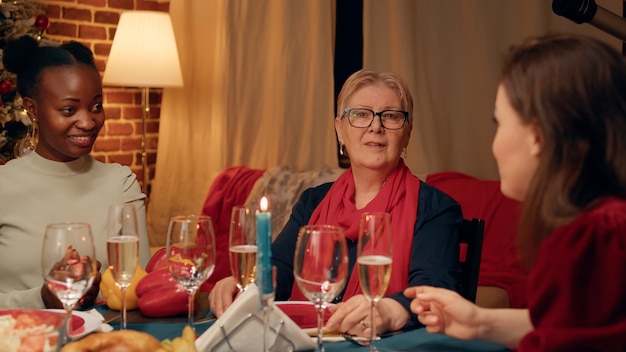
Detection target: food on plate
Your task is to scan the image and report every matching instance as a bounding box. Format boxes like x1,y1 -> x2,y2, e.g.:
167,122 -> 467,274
61,330 -> 162,352
157,325 -> 197,352
100,264 -> 147,311
0,310 -> 61,352
61,325 -> 197,352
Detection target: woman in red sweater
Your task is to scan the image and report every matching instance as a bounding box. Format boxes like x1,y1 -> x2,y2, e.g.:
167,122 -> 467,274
404,33 -> 626,351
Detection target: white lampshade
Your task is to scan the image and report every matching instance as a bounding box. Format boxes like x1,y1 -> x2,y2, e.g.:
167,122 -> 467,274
103,11 -> 183,88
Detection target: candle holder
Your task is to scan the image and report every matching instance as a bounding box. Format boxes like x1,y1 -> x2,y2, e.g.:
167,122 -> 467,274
260,290 -> 275,351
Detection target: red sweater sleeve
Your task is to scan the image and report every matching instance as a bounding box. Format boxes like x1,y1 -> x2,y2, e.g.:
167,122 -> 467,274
519,198 -> 626,351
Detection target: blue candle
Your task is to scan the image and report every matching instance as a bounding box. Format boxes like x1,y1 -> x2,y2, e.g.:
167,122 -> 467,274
256,197 -> 273,296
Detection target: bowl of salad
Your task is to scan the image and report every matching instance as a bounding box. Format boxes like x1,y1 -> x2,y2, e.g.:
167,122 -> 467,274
0,309 -> 70,352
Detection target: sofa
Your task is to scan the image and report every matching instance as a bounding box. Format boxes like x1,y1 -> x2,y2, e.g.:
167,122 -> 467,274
200,166 -> 527,308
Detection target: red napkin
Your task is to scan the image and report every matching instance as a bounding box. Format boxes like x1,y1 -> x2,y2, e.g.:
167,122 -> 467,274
70,314 -> 85,334
275,302 -> 332,329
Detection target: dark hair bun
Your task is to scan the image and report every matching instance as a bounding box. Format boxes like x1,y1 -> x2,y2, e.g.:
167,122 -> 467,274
2,35 -> 39,75
59,41 -> 95,66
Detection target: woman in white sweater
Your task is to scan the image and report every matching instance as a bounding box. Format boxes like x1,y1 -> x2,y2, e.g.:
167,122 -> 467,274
0,36 -> 150,309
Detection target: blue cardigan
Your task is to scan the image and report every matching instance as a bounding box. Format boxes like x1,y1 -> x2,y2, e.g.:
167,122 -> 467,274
271,181 -> 463,330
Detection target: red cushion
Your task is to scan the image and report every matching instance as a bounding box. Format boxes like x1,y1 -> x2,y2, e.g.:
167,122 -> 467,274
426,171 -> 527,308
200,166 -> 265,289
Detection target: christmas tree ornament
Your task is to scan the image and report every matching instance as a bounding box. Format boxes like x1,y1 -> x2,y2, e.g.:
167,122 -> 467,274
0,80 -> 12,96
34,14 -> 49,31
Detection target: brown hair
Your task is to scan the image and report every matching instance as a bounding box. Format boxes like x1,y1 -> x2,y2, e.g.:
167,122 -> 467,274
336,69 -> 414,123
499,34 -> 626,264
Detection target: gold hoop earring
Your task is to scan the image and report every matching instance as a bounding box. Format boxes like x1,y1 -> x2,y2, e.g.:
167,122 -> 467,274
339,144 -> 345,156
14,118 -> 38,158
402,147 -> 407,159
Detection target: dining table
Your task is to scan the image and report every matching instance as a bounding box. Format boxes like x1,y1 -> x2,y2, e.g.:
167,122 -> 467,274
94,292 -> 513,352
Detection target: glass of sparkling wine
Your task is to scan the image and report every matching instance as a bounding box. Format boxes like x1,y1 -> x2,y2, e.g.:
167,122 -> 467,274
228,205 -> 257,292
357,212 -> 393,351
41,222 -> 96,345
294,225 -> 348,352
106,204 -> 140,330
166,215 -> 216,329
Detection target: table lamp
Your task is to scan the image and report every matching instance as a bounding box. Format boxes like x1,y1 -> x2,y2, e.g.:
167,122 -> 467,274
103,11 -> 183,196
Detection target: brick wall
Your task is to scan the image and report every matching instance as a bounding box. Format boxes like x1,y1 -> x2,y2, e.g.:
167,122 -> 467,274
41,0 -> 170,195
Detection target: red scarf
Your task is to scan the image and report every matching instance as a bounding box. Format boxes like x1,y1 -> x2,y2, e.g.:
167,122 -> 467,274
290,159 -> 420,301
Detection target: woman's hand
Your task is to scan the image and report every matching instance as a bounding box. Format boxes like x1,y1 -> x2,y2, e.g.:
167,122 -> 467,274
325,295 -> 408,337
41,283 -> 63,309
403,286 -> 480,340
208,276 -> 239,318
42,253 -> 102,309
78,260 -> 102,308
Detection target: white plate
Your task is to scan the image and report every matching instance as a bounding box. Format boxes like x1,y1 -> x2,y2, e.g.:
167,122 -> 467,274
301,327 -> 347,342
275,301 -> 335,306
276,301 -> 346,342
48,309 -> 102,340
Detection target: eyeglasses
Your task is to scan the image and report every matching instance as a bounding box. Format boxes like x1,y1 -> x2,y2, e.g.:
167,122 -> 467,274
343,108 -> 409,130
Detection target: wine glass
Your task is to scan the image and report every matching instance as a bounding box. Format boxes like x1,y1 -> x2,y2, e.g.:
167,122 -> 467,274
166,215 -> 216,329
228,205 -> 257,292
41,222 -> 97,346
293,225 -> 348,352
357,212 -> 393,351
106,204 -> 139,330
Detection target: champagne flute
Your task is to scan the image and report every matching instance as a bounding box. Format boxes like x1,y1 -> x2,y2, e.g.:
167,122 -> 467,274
357,212 -> 393,351
294,225 -> 348,352
166,215 -> 216,329
106,204 -> 139,330
41,222 -> 96,346
228,205 -> 257,292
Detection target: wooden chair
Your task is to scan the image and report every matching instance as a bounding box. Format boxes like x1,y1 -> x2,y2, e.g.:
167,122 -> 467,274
459,218 -> 485,303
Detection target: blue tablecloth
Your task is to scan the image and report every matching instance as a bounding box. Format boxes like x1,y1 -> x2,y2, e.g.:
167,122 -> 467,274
112,316 -> 512,352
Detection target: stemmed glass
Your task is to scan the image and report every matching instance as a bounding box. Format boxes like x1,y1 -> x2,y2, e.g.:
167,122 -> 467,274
228,205 -> 257,292
166,215 -> 216,329
294,225 -> 348,352
41,222 -> 97,346
357,212 -> 393,351
106,204 -> 139,330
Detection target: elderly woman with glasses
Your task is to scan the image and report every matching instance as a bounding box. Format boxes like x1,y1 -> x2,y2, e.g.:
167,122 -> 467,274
209,69 -> 463,337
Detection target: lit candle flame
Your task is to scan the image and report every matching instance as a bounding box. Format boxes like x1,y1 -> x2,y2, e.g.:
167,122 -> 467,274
260,196 -> 269,212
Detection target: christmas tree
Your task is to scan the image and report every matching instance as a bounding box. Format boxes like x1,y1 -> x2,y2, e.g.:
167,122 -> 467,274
0,1 -> 49,164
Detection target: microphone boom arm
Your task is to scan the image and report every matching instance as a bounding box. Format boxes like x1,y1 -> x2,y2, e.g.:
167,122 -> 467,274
552,0 -> 626,42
